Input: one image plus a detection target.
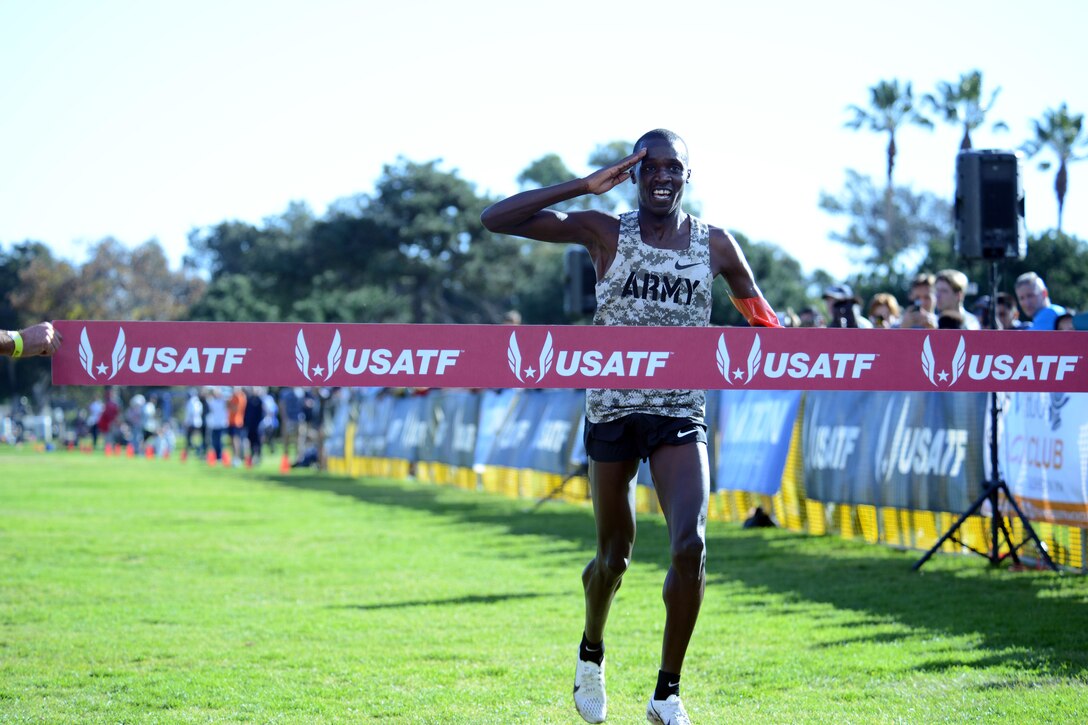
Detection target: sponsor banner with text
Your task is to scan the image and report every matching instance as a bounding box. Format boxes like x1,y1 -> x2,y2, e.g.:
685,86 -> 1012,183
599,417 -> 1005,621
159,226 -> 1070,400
1002,392 -> 1088,528
803,390 -> 987,512
716,389 -> 802,495
53,321 -> 1088,392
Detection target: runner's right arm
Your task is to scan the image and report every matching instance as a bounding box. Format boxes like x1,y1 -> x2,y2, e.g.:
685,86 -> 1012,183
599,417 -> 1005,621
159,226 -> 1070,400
480,149 -> 645,249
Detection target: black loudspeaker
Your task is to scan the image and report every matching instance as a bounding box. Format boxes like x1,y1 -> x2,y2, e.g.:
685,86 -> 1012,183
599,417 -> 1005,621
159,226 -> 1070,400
564,246 -> 597,316
955,149 -> 1026,260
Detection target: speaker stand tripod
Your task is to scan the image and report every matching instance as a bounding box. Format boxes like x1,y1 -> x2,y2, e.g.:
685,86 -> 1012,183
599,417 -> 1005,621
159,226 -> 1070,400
914,261 -> 1059,572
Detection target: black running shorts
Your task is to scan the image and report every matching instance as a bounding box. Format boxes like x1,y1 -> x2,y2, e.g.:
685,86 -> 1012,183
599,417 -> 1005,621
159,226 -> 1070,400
583,413 -> 707,462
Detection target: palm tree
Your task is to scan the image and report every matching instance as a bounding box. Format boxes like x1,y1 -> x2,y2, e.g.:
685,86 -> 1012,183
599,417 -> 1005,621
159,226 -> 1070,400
923,70 -> 1008,151
845,79 -> 933,189
1022,103 -> 1088,232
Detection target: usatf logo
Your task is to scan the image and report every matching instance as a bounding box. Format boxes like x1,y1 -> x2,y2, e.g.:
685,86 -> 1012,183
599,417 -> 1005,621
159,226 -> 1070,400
77,326 -> 248,379
506,330 -> 670,383
507,331 -> 554,382
921,335 -> 1079,387
296,329 -> 462,381
295,329 -> 343,381
874,395 -> 968,483
79,327 -> 126,380
716,333 -> 761,385
717,333 -> 877,383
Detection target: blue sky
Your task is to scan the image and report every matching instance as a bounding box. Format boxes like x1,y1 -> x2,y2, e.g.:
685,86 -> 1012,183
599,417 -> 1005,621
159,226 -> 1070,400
2,0 -> 1086,282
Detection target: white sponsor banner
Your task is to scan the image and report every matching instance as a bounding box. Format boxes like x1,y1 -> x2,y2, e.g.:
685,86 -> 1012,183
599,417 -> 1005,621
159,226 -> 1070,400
1002,392 -> 1088,528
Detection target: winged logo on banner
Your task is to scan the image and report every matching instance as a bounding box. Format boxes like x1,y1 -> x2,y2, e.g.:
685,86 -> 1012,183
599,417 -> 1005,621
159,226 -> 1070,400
295,330 -> 312,381
79,328 -> 95,379
716,333 -> 731,383
326,330 -> 343,380
950,336 -> 966,386
109,328 -> 126,380
744,333 -> 762,385
507,331 -> 524,382
921,335 -> 937,386
537,332 -> 554,382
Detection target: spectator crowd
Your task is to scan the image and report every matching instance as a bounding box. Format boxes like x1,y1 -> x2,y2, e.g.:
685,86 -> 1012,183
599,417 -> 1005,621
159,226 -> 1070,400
782,269 -> 1082,332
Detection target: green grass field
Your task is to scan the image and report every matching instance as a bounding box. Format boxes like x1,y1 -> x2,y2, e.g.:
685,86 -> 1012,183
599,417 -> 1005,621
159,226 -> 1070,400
1,448 -> 1086,724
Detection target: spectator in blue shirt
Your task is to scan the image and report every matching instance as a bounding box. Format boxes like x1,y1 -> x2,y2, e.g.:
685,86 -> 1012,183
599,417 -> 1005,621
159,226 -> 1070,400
1015,272 -> 1066,330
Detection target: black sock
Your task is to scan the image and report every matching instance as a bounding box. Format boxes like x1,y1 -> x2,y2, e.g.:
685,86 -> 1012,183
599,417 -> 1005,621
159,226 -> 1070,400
579,632 -> 604,665
654,670 -> 681,700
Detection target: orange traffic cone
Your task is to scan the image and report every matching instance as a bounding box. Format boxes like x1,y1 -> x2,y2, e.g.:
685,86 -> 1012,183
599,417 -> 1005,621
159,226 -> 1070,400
207,448 -> 217,466
279,453 -> 291,474
222,449 -> 232,467
125,443 -> 135,458
180,448 -> 188,462
245,455 -> 253,469
145,445 -> 155,459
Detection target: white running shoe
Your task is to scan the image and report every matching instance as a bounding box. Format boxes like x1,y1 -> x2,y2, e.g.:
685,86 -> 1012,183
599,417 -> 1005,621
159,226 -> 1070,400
646,694 -> 691,724
573,657 -> 606,723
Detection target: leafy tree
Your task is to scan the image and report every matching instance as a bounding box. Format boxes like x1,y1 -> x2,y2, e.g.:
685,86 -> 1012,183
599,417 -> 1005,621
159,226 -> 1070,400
846,79 -> 933,189
367,158 -> 529,323
819,170 -> 953,271
923,70 -> 1008,151
1022,103 -> 1088,232
67,238 -> 204,321
188,273 -> 279,322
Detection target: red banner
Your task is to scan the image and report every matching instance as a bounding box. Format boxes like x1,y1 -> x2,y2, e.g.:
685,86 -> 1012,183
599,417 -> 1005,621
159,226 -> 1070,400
51,320 -> 1088,392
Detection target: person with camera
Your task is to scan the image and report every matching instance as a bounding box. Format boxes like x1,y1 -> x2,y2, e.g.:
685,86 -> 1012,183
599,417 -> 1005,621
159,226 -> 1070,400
822,284 -> 872,328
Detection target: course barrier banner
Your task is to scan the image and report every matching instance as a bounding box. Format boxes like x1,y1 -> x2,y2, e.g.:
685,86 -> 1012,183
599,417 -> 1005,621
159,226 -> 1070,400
354,391 -> 396,457
1002,392 -> 1088,528
385,395 -> 429,462
715,390 -> 801,495
518,389 -> 584,475
53,321 -> 1088,392
474,389 -> 518,471
803,391 -> 986,512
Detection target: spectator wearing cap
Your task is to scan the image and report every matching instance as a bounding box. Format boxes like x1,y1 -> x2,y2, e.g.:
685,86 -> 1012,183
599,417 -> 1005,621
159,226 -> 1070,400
934,269 -> 981,330
1014,272 -> 1067,330
867,293 -> 901,328
995,292 -> 1024,330
823,283 -> 873,328
1055,312 -> 1076,331
797,307 -> 822,327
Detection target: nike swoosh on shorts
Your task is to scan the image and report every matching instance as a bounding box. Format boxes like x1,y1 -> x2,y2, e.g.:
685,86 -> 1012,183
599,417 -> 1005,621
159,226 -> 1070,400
676,429 -> 698,438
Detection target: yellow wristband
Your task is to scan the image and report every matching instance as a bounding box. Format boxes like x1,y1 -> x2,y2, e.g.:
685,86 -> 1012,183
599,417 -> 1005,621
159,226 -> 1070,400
11,331 -> 23,358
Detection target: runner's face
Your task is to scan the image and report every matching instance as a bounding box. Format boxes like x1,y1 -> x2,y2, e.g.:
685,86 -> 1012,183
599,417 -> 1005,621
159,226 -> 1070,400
634,139 -> 688,215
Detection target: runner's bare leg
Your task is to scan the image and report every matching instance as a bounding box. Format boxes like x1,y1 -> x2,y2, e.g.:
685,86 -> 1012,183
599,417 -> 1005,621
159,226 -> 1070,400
582,458 -> 639,642
649,441 -> 710,673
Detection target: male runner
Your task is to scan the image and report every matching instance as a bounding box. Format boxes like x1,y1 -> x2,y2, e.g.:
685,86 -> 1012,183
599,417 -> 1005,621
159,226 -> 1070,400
481,130 -> 780,724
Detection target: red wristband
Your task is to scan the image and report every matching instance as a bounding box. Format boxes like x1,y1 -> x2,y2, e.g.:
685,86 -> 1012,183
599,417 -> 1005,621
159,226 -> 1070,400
731,296 -> 782,328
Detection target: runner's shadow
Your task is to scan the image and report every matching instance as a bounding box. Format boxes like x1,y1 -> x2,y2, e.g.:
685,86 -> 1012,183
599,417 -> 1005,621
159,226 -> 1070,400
256,471 -> 1088,680
332,592 -> 550,611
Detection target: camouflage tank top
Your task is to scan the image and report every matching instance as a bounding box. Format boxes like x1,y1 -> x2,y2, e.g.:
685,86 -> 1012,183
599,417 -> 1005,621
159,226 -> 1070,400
586,210 -> 713,423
